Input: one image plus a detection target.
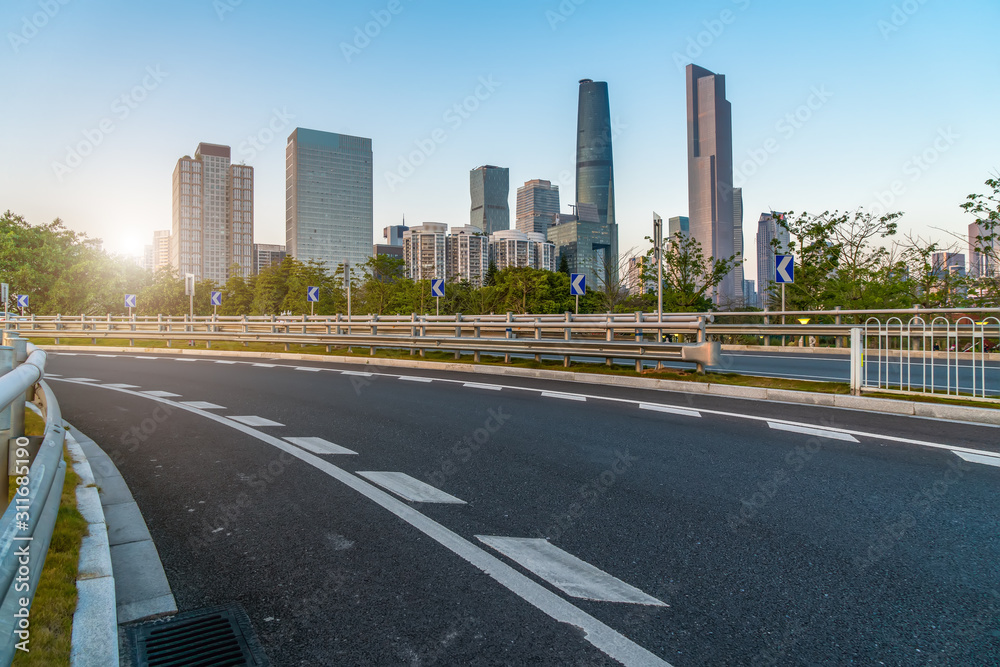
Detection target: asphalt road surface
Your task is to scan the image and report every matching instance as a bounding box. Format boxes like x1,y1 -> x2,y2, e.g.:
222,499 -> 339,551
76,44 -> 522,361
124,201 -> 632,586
48,351 -> 1000,666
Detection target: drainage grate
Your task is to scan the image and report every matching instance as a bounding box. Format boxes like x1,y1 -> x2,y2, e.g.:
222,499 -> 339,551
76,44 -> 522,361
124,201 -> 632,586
126,604 -> 270,667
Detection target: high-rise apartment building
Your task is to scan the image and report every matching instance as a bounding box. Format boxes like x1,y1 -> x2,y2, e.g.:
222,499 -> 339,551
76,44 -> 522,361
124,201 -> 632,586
489,230 -> 556,272
969,222 -> 998,279
286,128 -> 373,271
152,230 -> 171,272
253,244 -> 287,274
470,166 -> 510,235
687,64 -> 736,304
171,143 -> 254,282
756,212 -> 790,308
515,180 -> 561,235
142,245 -> 154,272
447,225 -> 489,287
575,79 -> 618,278
402,223 -> 448,281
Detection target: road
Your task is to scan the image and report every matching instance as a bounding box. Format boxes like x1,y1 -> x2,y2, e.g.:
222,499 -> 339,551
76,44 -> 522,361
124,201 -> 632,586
48,351 -> 1000,665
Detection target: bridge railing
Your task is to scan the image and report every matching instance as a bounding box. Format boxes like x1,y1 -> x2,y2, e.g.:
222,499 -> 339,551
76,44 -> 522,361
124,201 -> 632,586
0,332 -> 65,663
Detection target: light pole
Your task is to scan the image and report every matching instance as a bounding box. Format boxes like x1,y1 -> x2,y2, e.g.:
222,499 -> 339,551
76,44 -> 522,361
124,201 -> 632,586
653,213 -> 663,327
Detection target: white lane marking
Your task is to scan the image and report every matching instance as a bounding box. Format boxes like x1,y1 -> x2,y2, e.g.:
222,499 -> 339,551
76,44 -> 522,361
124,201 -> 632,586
45,374 -> 62,377
142,391 -> 181,398
173,358 -> 201,362
341,371 -> 373,377
66,378 -> 98,382
541,392 -> 586,402
46,379 -> 676,666
105,384 -> 140,390
356,472 -> 466,504
95,354 -> 118,358
132,356 -> 160,360
639,403 -> 701,418
228,416 -> 284,427
955,452 -> 1000,468
477,537 -> 666,606
284,437 -> 357,456
253,363 -> 277,367
767,422 -> 860,443
464,383 -> 503,391
295,367 -> 322,372
181,401 -> 226,410
214,361 -> 238,365
398,376 -> 432,383
55,353 -> 78,356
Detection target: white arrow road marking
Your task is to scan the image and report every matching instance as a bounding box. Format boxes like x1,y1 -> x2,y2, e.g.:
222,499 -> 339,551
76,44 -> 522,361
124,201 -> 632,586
228,416 -> 284,427
357,472 -> 467,504
284,437 -> 357,456
955,451 -> 1000,468
477,537 -> 667,607
639,403 -> 702,418
768,422 -> 860,442
181,402 -> 226,410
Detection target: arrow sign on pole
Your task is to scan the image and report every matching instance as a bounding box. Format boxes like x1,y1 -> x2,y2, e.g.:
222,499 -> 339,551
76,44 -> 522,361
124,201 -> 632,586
124,294 -> 137,308
570,273 -> 586,296
775,255 -> 795,284
16,295 -> 28,308
210,291 -> 222,306
307,286 -> 320,303
431,279 -> 445,298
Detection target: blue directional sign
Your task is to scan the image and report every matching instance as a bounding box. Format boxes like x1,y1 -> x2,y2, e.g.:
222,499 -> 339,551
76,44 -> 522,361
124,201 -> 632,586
306,286 -> 320,303
124,294 -> 137,308
431,279 -> 445,298
570,273 -> 586,296
210,291 -> 222,306
775,255 -> 795,284
16,295 -> 28,308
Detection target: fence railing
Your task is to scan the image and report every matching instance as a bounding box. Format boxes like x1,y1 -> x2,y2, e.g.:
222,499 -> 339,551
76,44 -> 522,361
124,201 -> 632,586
0,333 -> 65,664
851,317 -> 1000,399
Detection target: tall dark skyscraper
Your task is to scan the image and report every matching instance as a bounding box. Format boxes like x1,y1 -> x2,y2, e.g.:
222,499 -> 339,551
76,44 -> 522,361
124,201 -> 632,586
574,78 -> 618,281
686,64 -> 736,303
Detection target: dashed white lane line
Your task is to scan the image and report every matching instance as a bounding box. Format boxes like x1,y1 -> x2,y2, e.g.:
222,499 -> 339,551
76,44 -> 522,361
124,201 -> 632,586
639,403 -> 701,418
464,383 -> 503,391
54,352 -> 78,356
295,367 -> 322,372
398,376 -> 432,383
181,401 -> 226,410
45,374 -> 62,377
142,391 -> 182,398
228,416 -> 284,427
767,422 -> 860,443
174,358 -> 201,362
253,363 -> 278,368
95,354 -> 118,358
66,378 -> 98,382
105,384 -> 141,390
132,356 -> 160,360
341,371 -> 373,377
357,472 -> 467,504
955,451 -> 1000,468
477,537 -> 667,607
284,437 -> 357,456
541,392 -> 587,402
214,361 -> 238,365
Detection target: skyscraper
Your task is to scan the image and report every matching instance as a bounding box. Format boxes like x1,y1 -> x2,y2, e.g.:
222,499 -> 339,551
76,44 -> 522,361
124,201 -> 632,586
286,128 -> 373,271
253,244 -> 286,274
170,143 -> 254,283
667,216 -> 690,239
152,230 -> 171,272
402,223 -> 448,281
687,64 -> 735,304
575,79 -> 618,279
516,179 -> 561,235
733,187 -> 744,303
470,166 -> 510,235
447,225 -> 489,287
756,212 -> 790,308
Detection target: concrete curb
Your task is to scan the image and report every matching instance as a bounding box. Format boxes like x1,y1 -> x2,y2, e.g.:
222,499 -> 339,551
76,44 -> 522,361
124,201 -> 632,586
42,345 -> 1000,427
66,430 -> 119,667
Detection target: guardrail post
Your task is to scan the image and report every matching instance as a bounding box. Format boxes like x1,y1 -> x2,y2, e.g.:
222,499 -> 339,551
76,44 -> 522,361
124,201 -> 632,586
54,314 -> 61,345
606,316 -> 614,367
564,312 -> 571,368
454,314 -> 462,360
0,346 -> 13,492
850,327 -> 863,395
835,306 -> 843,348
371,315 -> 379,356
505,312 -> 513,364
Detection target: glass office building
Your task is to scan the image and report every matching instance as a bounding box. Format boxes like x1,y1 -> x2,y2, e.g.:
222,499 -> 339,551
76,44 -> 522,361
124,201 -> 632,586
516,179 -> 561,235
575,79 -> 618,276
286,128 -> 373,271
470,165 -> 510,235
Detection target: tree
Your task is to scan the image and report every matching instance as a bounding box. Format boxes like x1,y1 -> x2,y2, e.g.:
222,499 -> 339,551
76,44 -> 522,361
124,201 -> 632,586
642,232 -> 740,312
358,255 -> 405,315
558,254 -> 570,275
961,176 -> 1000,305
484,261 -> 498,287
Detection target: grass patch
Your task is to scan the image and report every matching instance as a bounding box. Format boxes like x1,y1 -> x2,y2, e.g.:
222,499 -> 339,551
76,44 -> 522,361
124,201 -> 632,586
6,439 -> 87,665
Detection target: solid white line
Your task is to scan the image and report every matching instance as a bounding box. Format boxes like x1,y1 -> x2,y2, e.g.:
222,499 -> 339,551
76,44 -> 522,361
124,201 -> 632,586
66,378 -> 98,382
767,422 -> 860,443
357,472 -> 467,504
398,376 -> 433,383
105,384 -> 140,390
639,404 -> 701,418
181,401 -> 226,410
295,367 -> 322,372
46,379 -> 675,666
464,383 -> 503,391
284,437 -> 357,455
541,392 -> 586,402
955,452 -> 1000,468
142,391 -> 181,398
477,537 -> 666,606
228,416 -> 284,427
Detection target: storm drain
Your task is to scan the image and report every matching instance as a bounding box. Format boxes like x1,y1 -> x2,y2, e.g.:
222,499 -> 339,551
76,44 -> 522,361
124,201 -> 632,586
126,604 -> 270,666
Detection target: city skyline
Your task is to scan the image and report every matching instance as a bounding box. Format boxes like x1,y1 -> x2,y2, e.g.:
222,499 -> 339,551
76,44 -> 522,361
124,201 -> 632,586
3,1 -> 997,287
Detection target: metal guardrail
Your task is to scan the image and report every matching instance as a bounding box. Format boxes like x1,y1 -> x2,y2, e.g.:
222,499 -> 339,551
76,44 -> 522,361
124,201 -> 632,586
0,334 -> 65,663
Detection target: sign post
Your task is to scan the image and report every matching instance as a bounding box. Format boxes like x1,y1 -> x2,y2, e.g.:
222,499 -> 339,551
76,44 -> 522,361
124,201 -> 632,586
1,283 -> 8,327
184,273 -> 196,321
16,295 -> 28,317
653,213 -> 663,332
124,294 -> 137,318
307,286 -> 319,317
775,255 -> 795,347
211,291 -> 222,317
431,279 -> 445,316
570,273 -> 586,315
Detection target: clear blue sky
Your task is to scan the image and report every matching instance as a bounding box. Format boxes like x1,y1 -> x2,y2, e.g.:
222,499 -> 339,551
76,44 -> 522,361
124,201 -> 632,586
2,0 -> 997,281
